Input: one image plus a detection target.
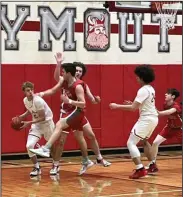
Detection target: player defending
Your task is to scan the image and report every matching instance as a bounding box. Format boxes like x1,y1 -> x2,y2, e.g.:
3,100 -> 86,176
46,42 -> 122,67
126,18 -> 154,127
53,54 -> 111,174
29,64 -> 88,164
109,65 -> 158,179
13,82 -> 55,176
146,88 -> 182,173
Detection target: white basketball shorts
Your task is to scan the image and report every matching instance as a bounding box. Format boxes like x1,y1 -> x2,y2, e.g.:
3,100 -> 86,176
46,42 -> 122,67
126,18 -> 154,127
28,120 -> 55,141
131,116 -> 158,139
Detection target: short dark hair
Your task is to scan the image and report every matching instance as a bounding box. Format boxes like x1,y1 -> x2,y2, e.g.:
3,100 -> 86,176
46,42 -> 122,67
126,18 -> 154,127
62,63 -> 76,77
73,62 -> 87,78
22,81 -> 34,91
167,88 -> 180,100
134,64 -> 155,84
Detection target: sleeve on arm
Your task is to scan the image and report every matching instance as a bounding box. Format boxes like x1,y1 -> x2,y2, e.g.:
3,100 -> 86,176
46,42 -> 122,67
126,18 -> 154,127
173,104 -> 181,113
134,88 -> 149,104
34,97 -> 44,110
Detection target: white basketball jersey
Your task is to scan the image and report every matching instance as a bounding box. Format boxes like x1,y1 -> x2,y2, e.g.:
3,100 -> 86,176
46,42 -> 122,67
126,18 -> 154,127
23,95 -> 53,124
134,85 -> 158,117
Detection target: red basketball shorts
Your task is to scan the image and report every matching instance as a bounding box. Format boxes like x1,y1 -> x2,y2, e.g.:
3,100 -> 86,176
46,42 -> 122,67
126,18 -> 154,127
159,125 -> 182,143
60,108 -> 88,133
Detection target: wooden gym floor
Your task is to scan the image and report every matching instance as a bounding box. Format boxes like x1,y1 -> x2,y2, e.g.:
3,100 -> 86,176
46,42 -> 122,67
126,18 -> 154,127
2,151 -> 182,197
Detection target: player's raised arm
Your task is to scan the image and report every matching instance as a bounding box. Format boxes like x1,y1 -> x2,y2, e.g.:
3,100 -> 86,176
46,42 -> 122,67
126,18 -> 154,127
38,77 -> 64,97
54,52 -> 64,82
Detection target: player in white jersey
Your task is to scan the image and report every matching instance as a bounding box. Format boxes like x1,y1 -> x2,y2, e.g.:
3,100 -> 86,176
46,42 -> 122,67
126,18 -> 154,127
13,81 -> 55,176
109,65 -> 158,179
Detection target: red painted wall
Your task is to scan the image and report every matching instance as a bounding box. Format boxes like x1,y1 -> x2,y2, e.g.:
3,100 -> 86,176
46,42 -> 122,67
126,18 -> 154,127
2,64 -> 182,154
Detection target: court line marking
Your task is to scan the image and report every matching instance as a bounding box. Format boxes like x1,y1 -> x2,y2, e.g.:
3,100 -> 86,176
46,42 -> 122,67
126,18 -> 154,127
98,189 -> 182,197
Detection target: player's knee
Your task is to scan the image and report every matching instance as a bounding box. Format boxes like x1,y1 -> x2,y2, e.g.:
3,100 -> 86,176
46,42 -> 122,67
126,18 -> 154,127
59,136 -> 66,146
127,138 -> 133,149
153,135 -> 164,146
26,143 -> 35,157
87,132 -> 96,140
26,142 -> 34,150
84,129 -> 96,140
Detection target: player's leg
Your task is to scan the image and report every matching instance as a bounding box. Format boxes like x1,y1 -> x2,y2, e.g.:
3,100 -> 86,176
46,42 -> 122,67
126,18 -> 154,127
74,130 -> 88,159
145,134 -> 166,173
41,120 -> 68,175
128,117 -> 158,179
82,121 -> 111,166
29,118 -> 69,157
142,139 -> 153,161
148,126 -> 168,166
73,130 -> 94,175
50,132 -> 68,175
26,133 -> 41,176
127,132 -> 147,179
152,134 -> 166,161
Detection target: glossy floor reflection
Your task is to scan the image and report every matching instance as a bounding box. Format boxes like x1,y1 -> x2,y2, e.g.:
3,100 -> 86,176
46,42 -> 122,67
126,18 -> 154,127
2,153 -> 182,197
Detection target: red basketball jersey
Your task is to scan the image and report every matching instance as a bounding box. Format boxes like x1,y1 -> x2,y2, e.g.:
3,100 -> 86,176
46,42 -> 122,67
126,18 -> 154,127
163,101 -> 182,128
61,79 -> 86,113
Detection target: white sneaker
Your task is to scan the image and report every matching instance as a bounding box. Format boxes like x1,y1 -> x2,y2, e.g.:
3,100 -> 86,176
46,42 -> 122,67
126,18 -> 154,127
79,160 -> 94,176
50,165 -> 60,175
96,158 -> 111,167
29,146 -> 50,158
30,167 -> 41,176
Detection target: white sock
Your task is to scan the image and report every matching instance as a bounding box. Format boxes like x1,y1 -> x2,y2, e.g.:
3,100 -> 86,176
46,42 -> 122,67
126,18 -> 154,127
97,154 -> 103,160
53,161 -> 59,166
149,159 -> 156,165
136,164 -> 143,170
152,159 -> 156,163
34,163 -> 39,169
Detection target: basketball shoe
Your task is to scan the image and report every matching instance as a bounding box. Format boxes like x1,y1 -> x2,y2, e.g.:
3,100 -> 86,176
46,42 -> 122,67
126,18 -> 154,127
147,163 -> 159,173
129,167 -> 148,179
79,160 -> 94,175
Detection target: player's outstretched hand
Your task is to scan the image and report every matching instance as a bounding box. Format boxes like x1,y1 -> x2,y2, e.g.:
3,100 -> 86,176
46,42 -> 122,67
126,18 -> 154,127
109,103 -> 118,109
54,52 -> 64,64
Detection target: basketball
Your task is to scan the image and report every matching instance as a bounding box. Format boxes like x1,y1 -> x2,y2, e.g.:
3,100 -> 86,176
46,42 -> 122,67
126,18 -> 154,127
11,116 -> 24,131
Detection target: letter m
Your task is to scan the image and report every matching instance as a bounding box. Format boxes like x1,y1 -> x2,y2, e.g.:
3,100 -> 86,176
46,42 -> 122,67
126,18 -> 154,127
38,6 -> 76,51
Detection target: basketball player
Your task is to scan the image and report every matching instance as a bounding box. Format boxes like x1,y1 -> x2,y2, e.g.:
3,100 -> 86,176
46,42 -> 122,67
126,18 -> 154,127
145,88 -> 182,173
53,53 -> 111,174
29,64 -> 91,173
109,65 -> 158,179
13,82 -> 55,176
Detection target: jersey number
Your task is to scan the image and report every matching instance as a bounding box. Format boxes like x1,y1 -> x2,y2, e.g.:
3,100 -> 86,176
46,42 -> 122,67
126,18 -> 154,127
151,93 -> 155,103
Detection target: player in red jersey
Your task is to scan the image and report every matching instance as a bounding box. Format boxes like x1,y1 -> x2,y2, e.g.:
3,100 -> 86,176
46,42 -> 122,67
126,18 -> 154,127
146,88 -> 182,173
29,63 -> 87,160
53,53 -> 111,175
